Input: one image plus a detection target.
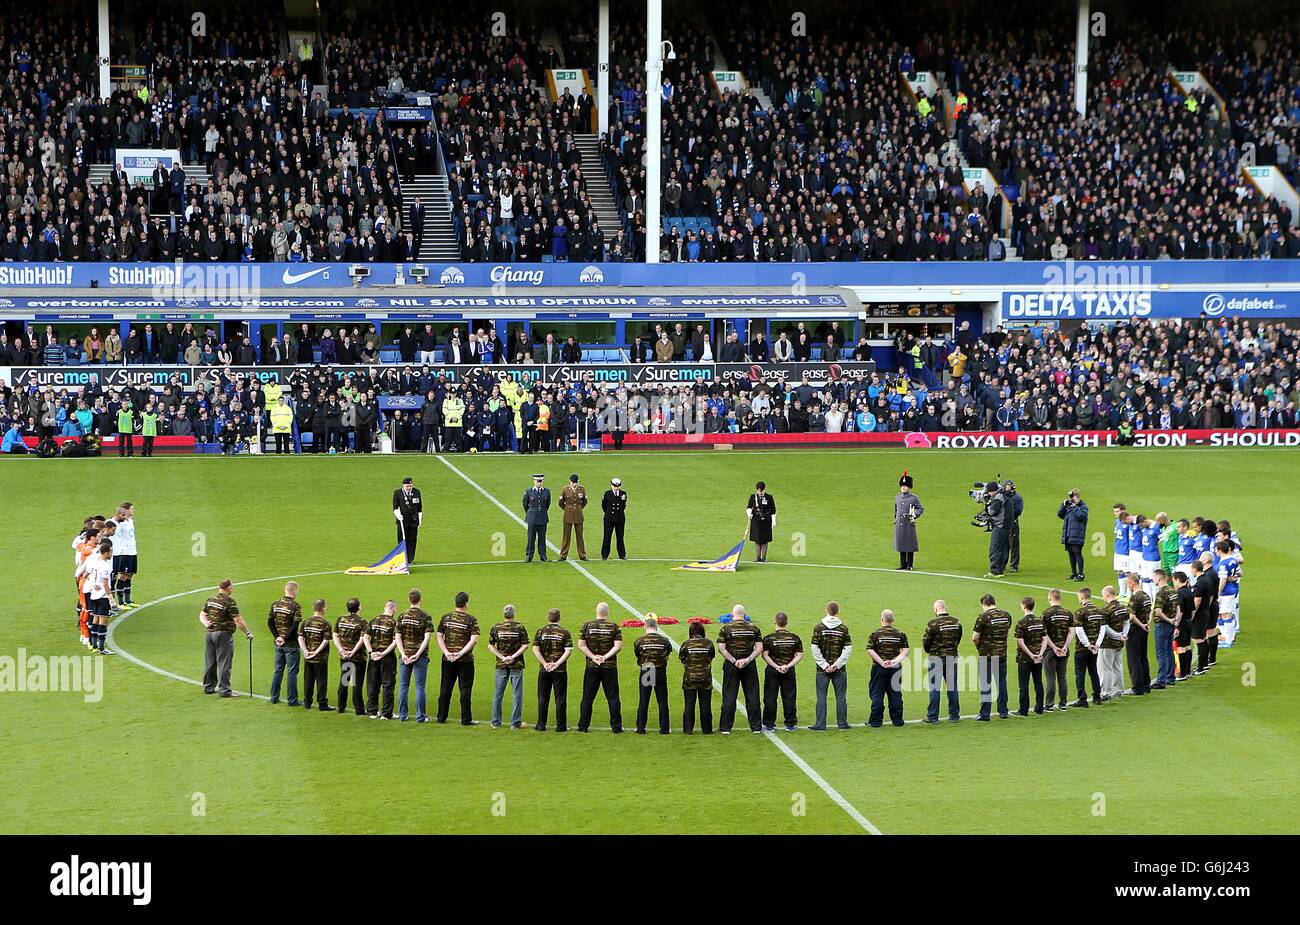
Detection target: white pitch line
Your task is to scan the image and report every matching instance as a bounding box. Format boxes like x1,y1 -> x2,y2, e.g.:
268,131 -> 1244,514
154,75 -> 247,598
436,455 -> 883,835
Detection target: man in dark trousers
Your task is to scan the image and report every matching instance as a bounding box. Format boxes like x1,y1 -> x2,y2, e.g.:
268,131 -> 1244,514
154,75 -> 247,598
601,477 -> 628,560
761,612 -> 803,731
984,479 -> 1010,578
633,615 -> 673,734
577,602 -> 623,733
392,477 -> 423,564
866,610 -> 909,727
523,473 -> 551,562
1004,479 -> 1024,573
436,591 -> 480,725
531,607 -> 573,731
718,604 -> 764,734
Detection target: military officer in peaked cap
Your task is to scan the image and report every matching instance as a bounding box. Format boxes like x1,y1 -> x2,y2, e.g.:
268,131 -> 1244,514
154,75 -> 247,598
523,474 -> 551,563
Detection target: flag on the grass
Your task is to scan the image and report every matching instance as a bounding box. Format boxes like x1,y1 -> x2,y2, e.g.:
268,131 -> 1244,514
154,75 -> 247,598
346,542 -> 409,575
675,539 -> 745,572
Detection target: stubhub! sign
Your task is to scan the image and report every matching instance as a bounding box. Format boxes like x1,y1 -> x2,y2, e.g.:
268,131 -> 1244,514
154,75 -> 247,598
1003,289 -> 1296,320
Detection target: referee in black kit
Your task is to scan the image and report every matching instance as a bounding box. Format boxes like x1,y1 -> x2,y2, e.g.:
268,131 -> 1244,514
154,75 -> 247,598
393,477 -> 423,563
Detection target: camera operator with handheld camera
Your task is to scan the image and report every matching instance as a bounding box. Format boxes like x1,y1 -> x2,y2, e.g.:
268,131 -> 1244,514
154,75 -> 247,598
982,479 -> 1012,578
1057,489 -> 1089,581
1003,479 -> 1024,573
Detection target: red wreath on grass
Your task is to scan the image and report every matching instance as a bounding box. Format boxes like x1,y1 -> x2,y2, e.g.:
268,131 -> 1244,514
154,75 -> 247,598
686,616 -> 712,624
621,619 -> 644,628
657,617 -> 681,625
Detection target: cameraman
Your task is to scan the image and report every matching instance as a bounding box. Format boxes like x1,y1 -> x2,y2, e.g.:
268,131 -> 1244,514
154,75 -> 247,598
983,480 -> 1011,578
1004,479 -> 1024,573
1057,490 -> 1089,581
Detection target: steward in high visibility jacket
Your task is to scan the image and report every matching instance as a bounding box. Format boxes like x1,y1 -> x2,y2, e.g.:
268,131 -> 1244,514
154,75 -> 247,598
270,399 -> 295,434
442,395 -> 465,427
264,381 -> 284,405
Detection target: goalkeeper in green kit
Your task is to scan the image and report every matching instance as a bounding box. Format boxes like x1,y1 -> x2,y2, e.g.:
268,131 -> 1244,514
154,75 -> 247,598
1158,512 -> 1179,574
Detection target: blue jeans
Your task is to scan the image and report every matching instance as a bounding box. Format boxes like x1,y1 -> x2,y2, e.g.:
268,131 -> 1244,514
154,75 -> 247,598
270,645 -> 300,704
399,655 -> 429,721
492,667 -> 524,726
977,655 -> 1009,718
1154,622 -> 1175,685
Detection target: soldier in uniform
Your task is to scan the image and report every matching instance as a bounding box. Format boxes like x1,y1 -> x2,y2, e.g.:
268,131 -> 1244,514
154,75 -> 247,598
332,597 -> 369,715
392,477 -> 423,564
633,614 -> 674,734
1151,569 -> 1179,689
893,471 -> 923,570
1124,573 -> 1152,695
745,482 -> 777,563
298,599 -> 333,711
1013,596 -> 1047,715
395,589 -> 433,722
267,580 -> 303,706
600,477 -> 628,560
488,604 -> 529,729
718,604 -> 764,734
1071,587 -> 1106,707
577,602 -> 623,733
679,621 -> 716,734
866,610 -> 909,727
531,608 -> 573,731
364,600 -> 399,719
1039,589 -> 1074,711
436,591 -> 480,725
761,612 -> 804,732
922,600 -> 962,723
971,593 -> 1012,720
199,578 -> 253,697
522,474 -> 551,563
558,473 -> 589,561
1098,585 -> 1128,700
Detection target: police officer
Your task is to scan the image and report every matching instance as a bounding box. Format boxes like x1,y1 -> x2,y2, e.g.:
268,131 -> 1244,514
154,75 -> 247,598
922,599 -> 962,723
633,614 -> 673,734
984,479 -> 1009,578
893,471 -> 923,570
392,477 -> 423,564
866,610 -> 909,727
971,593 -> 1012,719
600,477 -> 628,560
522,474 -> 551,563
1004,479 -> 1024,573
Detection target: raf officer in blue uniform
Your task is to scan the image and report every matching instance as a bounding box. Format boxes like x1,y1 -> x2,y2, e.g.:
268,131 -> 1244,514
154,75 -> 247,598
523,474 -> 551,562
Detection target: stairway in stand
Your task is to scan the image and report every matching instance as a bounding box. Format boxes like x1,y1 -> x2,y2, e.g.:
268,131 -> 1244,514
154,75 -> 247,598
573,134 -> 622,238
403,173 -> 458,262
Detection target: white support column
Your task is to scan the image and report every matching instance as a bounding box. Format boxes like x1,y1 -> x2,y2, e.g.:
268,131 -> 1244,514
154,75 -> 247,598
1074,0 -> 1089,116
98,0 -> 111,100
597,0 -> 610,135
645,0 -> 662,263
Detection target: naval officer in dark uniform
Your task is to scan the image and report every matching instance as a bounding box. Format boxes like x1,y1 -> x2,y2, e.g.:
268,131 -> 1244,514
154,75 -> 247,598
392,477 -> 423,563
893,470 -> 923,570
601,477 -> 628,560
523,474 -> 551,562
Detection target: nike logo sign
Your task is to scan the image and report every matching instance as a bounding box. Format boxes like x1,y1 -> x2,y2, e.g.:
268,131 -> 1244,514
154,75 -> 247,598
281,267 -> 331,285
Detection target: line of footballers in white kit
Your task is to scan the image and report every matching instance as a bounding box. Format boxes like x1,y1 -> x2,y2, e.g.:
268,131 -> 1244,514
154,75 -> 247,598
71,505 -> 139,654
1110,505 -> 1242,678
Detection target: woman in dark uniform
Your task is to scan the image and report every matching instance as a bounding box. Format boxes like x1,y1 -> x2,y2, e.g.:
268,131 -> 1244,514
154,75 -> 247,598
746,481 -> 777,563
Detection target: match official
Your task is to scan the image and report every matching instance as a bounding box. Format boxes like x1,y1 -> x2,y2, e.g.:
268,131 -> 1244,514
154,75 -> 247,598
866,610 -> 908,727
718,604 -> 764,734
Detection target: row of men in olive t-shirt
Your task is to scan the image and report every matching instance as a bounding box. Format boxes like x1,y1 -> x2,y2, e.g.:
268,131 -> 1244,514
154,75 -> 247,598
206,568 -> 1215,728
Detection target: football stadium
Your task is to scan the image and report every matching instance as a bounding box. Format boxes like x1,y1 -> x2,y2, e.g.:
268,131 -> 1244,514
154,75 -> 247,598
1,0 -> 1297,891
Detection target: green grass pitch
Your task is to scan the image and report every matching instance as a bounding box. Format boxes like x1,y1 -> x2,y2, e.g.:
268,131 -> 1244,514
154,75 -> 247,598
3,447 -> 1298,834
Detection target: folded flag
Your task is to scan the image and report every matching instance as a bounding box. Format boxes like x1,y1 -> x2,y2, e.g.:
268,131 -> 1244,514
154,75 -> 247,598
346,541 -> 409,576
674,538 -> 745,572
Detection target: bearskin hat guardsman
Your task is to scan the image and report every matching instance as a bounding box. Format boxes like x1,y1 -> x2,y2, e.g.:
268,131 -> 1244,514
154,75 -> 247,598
893,470 -> 923,570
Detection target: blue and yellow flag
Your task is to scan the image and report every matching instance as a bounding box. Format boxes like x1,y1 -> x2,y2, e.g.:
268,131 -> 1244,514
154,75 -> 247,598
675,539 -> 745,572
346,542 -> 409,576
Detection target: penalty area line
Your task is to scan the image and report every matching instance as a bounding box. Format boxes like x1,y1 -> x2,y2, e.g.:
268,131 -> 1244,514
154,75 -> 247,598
435,454 -> 882,835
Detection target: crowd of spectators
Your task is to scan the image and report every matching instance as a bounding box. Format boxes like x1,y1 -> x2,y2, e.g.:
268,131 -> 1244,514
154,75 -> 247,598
5,316 -> 1299,455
